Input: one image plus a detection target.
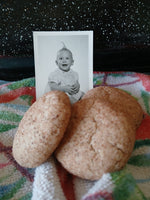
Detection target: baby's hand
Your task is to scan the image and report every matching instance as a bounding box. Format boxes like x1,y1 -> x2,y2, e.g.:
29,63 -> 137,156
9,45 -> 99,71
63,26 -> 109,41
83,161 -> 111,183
70,81 -> 80,94
63,85 -> 75,95
63,81 -> 80,95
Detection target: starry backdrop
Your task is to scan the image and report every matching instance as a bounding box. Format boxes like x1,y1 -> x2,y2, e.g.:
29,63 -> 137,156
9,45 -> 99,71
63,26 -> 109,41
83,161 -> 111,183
1,0 -> 150,57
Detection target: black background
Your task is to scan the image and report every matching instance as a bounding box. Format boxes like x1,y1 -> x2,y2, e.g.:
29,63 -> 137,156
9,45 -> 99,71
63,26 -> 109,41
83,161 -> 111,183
1,0 -> 150,80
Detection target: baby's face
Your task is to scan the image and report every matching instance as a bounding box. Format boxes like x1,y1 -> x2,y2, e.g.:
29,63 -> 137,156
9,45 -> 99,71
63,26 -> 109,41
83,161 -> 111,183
56,50 -> 74,72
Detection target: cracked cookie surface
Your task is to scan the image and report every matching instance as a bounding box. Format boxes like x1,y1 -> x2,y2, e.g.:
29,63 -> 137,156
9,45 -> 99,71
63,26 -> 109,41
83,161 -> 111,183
82,86 -> 143,128
55,98 -> 136,180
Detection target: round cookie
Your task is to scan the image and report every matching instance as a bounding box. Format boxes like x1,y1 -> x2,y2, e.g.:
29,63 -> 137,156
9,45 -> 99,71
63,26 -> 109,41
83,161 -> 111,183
82,86 -> 143,128
13,91 -> 71,168
55,98 -> 136,180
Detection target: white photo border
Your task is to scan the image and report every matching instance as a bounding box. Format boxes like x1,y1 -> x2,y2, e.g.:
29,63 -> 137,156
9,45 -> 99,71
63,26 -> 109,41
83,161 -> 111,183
33,31 -> 93,100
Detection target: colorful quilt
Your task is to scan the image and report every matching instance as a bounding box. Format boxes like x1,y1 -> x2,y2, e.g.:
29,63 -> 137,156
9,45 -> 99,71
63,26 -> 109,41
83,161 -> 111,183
0,72 -> 150,200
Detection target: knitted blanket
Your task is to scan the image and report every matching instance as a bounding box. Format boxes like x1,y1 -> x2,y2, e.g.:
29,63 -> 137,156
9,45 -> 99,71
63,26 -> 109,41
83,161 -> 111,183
0,72 -> 150,200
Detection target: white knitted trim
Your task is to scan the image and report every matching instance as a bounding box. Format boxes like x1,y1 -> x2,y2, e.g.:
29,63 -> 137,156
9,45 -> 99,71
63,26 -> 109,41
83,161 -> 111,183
32,157 -> 66,200
82,173 -> 114,200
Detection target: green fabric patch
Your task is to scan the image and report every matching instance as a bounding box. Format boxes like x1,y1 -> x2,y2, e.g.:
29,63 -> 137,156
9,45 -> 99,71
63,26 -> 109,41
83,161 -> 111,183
94,79 -> 102,85
141,90 -> 150,115
134,139 -> 150,150
0,177 -> 26,200
18,192 -> 32,200
0,111 -> 22,122
0,124 -> 17,132
111,169 -> 146,200
128,154 -> 150,167
7,78 -> 35,90
20,95 -> 33,105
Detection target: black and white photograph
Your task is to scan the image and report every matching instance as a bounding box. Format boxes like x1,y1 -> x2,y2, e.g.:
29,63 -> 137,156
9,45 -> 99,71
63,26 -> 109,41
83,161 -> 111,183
33,31 -> 93,103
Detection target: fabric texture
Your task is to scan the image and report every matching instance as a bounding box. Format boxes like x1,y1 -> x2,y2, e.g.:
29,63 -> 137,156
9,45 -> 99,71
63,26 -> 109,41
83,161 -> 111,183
0,72 -> 150,200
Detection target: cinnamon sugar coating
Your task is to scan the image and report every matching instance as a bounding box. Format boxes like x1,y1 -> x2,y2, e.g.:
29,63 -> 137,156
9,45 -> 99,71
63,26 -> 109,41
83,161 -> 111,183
55,87 -> 143,180
13,91 -> 71,168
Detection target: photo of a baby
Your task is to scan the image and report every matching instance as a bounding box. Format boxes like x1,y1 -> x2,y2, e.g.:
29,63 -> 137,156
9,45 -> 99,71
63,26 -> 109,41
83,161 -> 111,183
33,31 -> 93,102
45,42 -> 84,104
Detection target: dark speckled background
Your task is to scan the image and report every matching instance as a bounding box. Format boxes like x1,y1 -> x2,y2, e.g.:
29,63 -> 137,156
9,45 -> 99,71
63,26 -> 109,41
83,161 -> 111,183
1,0 -> 150,56
0,0 -> 150,79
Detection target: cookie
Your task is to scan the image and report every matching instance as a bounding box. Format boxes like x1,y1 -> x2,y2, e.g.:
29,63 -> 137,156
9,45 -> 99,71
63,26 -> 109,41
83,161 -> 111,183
55,98 -> 136,180
13,91 -> 71,168
82,86 -> 143,128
